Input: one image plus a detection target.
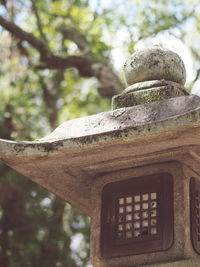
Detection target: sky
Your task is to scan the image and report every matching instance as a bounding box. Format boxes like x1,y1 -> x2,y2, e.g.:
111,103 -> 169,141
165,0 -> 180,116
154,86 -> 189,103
111,31 -> 195,83
0,0 -> 198,94
89,0 -> 200,95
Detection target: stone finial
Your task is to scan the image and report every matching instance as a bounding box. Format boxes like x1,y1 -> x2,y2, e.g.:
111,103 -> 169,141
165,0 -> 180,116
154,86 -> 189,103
112,46 -> 189,109
124,46 -> 186,86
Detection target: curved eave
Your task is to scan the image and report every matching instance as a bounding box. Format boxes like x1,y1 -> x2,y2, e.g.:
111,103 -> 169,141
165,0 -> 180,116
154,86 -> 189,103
1,95 -> 200,159
1,95 -> 200,215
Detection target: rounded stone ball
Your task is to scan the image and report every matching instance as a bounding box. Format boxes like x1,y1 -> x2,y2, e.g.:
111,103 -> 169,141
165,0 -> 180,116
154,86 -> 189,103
124,46 -> 186,86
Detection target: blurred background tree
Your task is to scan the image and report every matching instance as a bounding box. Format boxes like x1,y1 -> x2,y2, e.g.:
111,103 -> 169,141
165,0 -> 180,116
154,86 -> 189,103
0,0 -> 199,266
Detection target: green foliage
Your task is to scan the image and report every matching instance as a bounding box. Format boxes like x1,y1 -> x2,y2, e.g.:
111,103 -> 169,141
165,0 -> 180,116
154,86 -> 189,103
0,0 -> 200,266
0,1 -> 110,266
0,166 -> 85,267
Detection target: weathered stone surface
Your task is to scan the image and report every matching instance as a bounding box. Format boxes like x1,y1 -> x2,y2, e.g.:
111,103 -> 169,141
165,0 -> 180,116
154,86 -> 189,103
147,259 -> 200,266
1,95 -> 200,215
124,46 -> 186,86
123,79 -> 188,94
91,162 -> 200,266
112,80 -> 188,109
113,47 -> 188,109
33,95 -> 200,142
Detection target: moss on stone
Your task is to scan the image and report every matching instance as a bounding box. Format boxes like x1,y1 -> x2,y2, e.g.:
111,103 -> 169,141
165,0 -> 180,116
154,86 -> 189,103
112,85 -> 185,109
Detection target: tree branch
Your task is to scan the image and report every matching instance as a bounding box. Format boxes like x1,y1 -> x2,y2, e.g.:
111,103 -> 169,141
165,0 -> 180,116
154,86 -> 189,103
59,26 -> 90,53
0,15 -> 123,97
0,15 -> 93,74
36,55 -> 93,76
0,15 -> 50,55
30,0 -> 47,42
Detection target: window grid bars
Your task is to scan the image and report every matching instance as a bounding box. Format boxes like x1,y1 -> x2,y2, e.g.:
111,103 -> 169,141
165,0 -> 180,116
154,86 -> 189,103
117,192 -> 158,240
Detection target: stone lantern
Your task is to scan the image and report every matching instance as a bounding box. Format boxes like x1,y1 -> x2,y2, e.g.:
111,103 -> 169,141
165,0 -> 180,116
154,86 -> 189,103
1,46 -> 200,267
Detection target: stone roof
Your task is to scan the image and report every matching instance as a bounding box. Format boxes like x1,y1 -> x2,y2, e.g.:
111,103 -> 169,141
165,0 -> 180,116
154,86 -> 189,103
1,46 -> 200,215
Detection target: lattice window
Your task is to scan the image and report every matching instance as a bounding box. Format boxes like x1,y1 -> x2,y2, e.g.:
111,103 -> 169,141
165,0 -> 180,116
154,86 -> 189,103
117,192 -> 158,240
101,173 -> 174,258
190,177 -> 200,254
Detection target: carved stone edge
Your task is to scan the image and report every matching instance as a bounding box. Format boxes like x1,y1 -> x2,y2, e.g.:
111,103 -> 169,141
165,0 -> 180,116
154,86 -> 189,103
0,95 -> 200,159
112,78 -> 190,109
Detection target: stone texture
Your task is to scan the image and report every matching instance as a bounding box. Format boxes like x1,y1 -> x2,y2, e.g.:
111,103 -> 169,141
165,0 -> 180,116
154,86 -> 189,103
1,95 -> 200,215
146,259 -> 200,267
113,47 -> 188,109
26,95 -> 200,143
124,46 -> 186,86
90,162 -> 200,266
112,80 -> 187,109
123,80 -> 188,94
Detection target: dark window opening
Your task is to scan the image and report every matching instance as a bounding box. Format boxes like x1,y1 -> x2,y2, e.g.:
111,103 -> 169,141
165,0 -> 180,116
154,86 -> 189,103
101,173 -> 174,258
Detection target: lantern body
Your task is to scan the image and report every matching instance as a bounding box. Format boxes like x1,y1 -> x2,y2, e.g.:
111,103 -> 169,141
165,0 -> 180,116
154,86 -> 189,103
91,161 -> 200,266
